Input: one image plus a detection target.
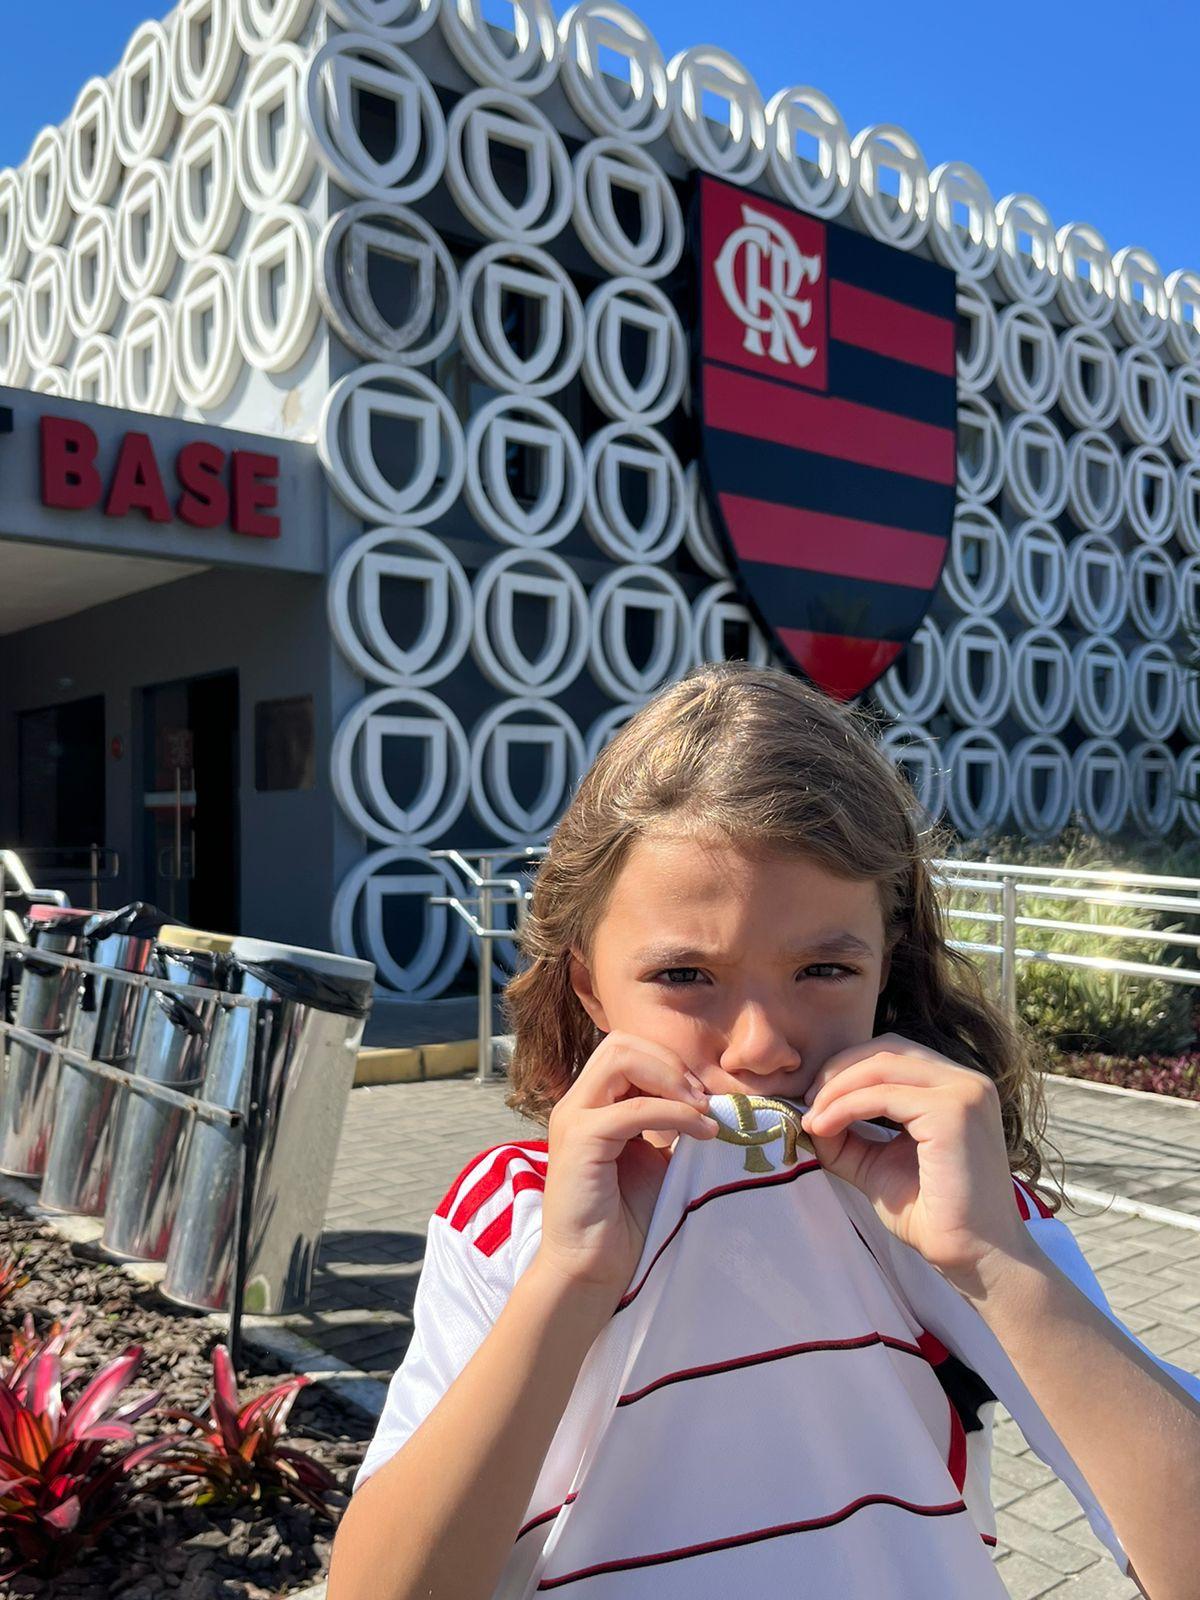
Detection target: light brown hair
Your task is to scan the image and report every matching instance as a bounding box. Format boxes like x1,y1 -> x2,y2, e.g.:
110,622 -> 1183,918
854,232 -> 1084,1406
502,660 -> 1068,1214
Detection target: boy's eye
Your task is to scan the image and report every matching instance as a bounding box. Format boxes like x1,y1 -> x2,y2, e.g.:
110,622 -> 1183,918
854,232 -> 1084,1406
653,965 -> 857,985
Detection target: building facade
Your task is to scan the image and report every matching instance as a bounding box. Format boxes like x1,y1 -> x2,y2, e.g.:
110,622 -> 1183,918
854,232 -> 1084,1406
1,0 -> 1200,1009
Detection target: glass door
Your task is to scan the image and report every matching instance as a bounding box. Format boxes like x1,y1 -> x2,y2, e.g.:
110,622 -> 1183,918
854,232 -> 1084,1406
141,672 -> 239,932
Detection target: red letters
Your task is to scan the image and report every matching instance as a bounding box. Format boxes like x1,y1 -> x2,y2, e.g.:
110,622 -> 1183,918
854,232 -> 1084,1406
40,416 -> 102,510
177,441 -> 229,528
231,450 -> 280,539
38,414 -> 282,539
104,433 -> 172,523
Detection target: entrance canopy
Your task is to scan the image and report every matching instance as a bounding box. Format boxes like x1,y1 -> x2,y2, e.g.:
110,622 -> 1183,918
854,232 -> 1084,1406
0,537 -> 207,635
0,386 -> 327,636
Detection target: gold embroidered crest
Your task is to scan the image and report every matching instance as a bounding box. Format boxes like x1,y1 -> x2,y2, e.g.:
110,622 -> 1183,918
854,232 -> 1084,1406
713,1095 -> 815,1173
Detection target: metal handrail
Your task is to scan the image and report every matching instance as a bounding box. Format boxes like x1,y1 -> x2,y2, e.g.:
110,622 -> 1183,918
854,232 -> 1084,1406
1,845 -> 120,914
934,857 -> 1200,890
429,847 -> 536,1083
934,856 -> 1200,1016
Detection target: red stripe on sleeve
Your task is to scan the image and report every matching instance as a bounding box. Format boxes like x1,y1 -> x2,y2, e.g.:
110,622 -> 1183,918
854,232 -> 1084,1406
474,1167 -> 547,1257
830,280 -> 957,376
435,1140 -> 548,1221
451,1147 -> 549,1233
1013,1177 -> 1055,1220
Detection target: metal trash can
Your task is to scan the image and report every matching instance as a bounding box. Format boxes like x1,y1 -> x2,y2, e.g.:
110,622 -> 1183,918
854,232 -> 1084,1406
162,937 -> 374,1316
40,903 -> 169,1216
0,907 -> 93,1178
102,926 -> 234,1263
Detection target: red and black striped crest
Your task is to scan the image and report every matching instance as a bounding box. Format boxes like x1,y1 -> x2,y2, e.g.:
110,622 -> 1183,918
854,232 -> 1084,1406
695,175 -> 957,701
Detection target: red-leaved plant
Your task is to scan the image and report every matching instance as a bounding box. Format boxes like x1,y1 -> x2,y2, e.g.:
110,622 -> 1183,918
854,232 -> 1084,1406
2,1308 -> 86,1389
0,1254 -> 30,1310
0,1345 -> 176,1578
155,1344 -> 337,1515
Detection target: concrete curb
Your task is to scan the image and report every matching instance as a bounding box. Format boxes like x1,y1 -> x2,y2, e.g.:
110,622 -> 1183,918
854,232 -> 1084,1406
0,1173 -> 389,1425
354,1035 -> 514,1087
1041,1068 -> 1200,1109
1047,1178 -> 1200,1234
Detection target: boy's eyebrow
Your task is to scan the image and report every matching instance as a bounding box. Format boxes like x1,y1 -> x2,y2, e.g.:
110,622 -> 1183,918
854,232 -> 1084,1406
633,932 -> 877,964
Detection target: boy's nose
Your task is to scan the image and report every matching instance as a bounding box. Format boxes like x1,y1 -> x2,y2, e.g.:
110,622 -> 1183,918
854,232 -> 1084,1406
717,1001 -> 803,1078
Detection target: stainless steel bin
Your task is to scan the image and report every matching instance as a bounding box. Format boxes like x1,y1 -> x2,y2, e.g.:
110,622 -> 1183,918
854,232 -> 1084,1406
40,903 -> 168,1216
162,937 -> 374,1316
0,907 -> 93,1178
102,926 -> 234,1262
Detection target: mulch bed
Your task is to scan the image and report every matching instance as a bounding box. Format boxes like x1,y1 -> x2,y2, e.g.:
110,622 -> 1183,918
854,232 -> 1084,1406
1049,1050 -> 1200,1103
0,1199 -> 371,1598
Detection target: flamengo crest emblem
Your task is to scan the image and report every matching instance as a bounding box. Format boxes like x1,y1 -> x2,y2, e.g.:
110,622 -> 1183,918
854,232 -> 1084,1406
696,175 -> 957,701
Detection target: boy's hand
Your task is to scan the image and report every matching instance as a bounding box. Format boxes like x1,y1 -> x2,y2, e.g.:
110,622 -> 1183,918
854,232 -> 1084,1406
797,1031 -> 1032,1286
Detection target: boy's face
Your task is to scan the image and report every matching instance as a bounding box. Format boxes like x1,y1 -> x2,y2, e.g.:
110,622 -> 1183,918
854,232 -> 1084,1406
569,832 -> 892,1134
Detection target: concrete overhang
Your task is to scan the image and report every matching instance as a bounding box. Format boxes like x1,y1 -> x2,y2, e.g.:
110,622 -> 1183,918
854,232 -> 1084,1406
0,387 -> 328,578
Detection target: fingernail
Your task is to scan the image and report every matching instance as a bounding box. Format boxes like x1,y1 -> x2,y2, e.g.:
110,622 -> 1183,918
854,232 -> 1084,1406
685,1071 -> 708,1102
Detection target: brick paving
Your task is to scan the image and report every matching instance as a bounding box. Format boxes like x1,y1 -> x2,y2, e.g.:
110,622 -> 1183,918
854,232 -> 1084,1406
286,1072 -> 1200,1597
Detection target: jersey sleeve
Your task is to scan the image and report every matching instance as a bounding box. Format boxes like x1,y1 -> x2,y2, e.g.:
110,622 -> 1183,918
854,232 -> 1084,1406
352,1211 -> 513,1493
1017,1189 -> 1200,1409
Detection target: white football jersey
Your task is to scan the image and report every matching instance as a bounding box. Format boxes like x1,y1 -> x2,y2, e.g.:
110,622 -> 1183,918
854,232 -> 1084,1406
355,1102 -> 1200,1596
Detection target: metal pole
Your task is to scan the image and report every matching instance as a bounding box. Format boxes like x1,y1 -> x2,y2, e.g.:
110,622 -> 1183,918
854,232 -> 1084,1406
89,844 -> 99,912
228,997 -> 272,1372
477,855 -> 492,1086
1001,873 -> 1018,1017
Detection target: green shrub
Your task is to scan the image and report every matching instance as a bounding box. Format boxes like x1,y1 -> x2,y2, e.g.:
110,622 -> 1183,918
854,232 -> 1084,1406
943,824 -> 1197,1059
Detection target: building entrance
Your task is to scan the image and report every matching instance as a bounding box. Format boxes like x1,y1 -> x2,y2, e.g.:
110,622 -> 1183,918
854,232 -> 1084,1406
141,672 -> 240,932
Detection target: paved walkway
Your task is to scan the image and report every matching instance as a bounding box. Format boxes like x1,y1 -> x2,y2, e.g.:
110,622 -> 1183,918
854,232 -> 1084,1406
286,1072 -> 1200,1599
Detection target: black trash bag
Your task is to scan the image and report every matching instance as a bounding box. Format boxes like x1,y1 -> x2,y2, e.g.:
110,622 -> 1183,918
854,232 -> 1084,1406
236,959 -> 374,1020
83,902 -> 172,944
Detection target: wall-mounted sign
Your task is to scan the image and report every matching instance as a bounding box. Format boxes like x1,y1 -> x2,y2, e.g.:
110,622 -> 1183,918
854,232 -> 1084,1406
695,174 -> 958,702
38,414 -> 280,538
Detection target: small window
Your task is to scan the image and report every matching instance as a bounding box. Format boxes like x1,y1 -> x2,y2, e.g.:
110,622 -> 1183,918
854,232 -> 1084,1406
254,695 -> 315,792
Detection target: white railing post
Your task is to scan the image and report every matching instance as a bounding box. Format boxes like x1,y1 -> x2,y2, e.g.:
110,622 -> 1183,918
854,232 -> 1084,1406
1001,873 -> 1018,1017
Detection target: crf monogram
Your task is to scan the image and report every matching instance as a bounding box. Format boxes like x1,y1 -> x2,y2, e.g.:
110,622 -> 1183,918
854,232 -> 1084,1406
713,204 -> 822,369
713,1095 -> 814,1173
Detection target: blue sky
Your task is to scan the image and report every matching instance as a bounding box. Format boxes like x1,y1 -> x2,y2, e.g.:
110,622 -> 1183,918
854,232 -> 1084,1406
3,0 -> 1196,275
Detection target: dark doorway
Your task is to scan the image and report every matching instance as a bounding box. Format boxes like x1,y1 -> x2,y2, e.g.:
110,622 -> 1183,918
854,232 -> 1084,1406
141,672 -> 240,933
16,696 -> 107,893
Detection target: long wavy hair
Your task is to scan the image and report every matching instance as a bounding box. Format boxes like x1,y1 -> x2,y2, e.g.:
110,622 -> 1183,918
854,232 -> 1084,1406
502,661 -> 1069,1214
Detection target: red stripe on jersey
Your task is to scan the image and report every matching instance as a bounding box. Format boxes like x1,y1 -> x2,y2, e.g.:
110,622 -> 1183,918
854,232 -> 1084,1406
474,1167 -> 547,1257
615,1330 -> 927,1408
516,1490 -> 579,1543
917,1330 -> 950,1367
946,1399 -> 968,1492
535,1495 -> 971,1587
434,1139 -> 549,1221
451,1146 -> 549,1234
1012,1176 -> 1055,1221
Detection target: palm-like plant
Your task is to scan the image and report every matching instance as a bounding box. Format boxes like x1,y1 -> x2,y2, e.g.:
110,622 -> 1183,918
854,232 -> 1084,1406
0,1345 -> 175,1577
2,1309 -> 86,1389
155,1344 -> 337,1515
